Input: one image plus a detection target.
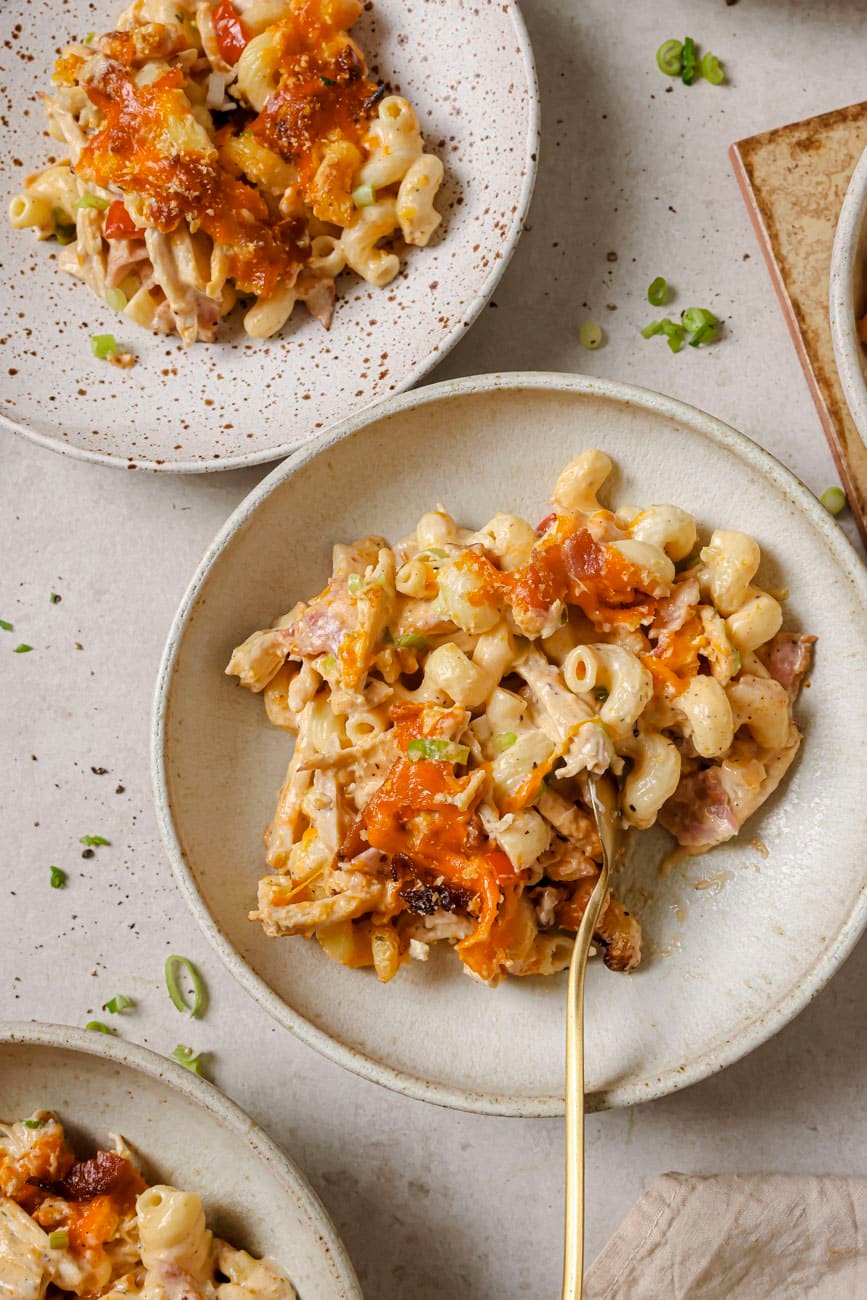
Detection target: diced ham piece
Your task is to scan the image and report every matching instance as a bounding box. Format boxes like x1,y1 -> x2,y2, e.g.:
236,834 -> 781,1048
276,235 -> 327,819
765,632 -> 816,700
660,724 -> 803,850
659,766 -> 740,848
281,582 -> 356,658
105,237 -> 149,289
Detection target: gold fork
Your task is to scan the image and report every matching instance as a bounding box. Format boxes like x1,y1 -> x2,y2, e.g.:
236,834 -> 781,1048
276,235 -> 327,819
561,774 -> 621,1300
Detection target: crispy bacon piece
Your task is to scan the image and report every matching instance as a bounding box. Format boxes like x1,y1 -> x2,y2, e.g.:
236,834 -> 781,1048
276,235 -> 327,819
561,528 -> 658,631
650,576 -> 700,636
52,1150 -> 128,1201
764,632 -> 816,700
391,852 -> 472,915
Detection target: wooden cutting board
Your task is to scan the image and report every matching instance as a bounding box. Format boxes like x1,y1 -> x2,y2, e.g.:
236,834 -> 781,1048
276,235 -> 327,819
730,103 -> 867,544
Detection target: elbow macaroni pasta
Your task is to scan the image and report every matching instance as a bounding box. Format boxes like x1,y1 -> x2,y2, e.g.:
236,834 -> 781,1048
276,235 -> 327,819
0,1113 -> 297,1299
10,0 -> 444,347
227,448 -> 815,986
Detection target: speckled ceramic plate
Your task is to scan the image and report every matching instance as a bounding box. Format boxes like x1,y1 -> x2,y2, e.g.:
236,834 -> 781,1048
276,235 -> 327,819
830,145 -> 867,446
0,1022 -> 362,1299
0,0 -> 538,472
152,373 -> 867,1116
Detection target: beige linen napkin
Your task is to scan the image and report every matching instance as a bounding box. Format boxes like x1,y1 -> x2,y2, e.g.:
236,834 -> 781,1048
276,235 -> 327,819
584,1173 -> 867,1299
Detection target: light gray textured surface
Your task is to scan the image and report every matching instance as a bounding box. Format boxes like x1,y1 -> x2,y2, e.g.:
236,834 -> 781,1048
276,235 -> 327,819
2,1 -> 867,1297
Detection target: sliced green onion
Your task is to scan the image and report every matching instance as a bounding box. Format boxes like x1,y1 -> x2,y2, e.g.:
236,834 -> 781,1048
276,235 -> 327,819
49,866 -> 67,889
647,276 -> 668,307
395,632 -> 429,650
171,1044 -> 203,1075
165,954 -> 207,1018
23,1118 -> 45,1129
579,321 -> 603,350
105,287 -> 127,311
681,306 -> 718,333
593,686 -> 609,703
14,643 -> 33,653
85,1020 -> 116,1035
50,592 -> 61,604
76,193 -> 110,210
103,994 -> 135,1014
688,322 -> 716,348
490,732 -> 517,753
406,738 -> 470,764
352,183 -> 376,208
84,31 -> 95,42
641,320 -> 666,339
347,573 -> 363,595
643,317 -> 687,350
656,38 -> 683,76
320,75 -> 337,86
319,654 -> 337,673
819,486 -> 847,516
80,834 -> 110,846
731,649 -> 742,677
700,51 -> 725,85
681,36 -> 697,85
90,334 -> 117,360
48,1230 -> 69,1250
0,619 -> 12,631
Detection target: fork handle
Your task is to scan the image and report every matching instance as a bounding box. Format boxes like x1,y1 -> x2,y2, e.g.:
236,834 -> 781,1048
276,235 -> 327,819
561,875 -> 608,1300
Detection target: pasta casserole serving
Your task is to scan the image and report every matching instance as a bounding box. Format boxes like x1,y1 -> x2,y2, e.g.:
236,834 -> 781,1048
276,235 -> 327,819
0,1110 -> 296,1298
8,0 -> 443,345
227,449 -> 815,986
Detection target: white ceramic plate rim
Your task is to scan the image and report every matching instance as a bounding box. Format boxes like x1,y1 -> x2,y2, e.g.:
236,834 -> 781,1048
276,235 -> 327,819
830,144 -> 867,444
0,1 -> 539,476
0,1020 -> 363,1299
152,371 -> 867,1117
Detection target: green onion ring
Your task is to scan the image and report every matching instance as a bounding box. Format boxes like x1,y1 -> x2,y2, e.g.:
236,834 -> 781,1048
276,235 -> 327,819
647,276 -> 668,307
656,39 -> 683,76
700,52 -> 725,85
165,954 -> 207,1018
